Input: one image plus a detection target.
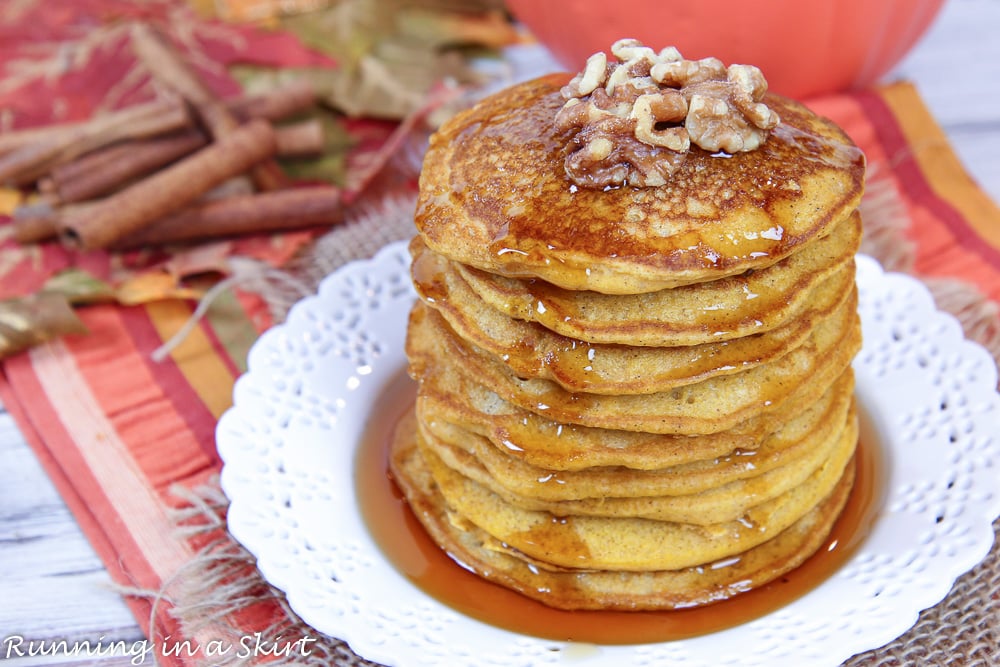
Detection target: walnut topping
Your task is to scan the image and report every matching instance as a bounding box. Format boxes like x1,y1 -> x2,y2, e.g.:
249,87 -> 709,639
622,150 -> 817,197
556,39 -> 780,188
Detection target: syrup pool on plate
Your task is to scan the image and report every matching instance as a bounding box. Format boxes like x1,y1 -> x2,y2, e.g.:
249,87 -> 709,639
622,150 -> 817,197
355,372 -> 885,645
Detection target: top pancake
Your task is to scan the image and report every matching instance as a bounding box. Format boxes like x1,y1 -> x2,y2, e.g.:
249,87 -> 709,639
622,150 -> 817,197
415,73 -> 865,295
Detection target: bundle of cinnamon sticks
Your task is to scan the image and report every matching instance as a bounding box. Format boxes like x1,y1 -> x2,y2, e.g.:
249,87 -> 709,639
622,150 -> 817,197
4,23 -> 343,251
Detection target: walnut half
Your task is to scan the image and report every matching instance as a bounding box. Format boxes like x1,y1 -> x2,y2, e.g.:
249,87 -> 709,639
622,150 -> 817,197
556,39 -> 780,189
678,66 -> 780,153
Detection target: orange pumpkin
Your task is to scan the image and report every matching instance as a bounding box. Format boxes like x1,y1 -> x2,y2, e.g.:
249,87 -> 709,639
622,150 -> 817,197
506,0 -> 945,99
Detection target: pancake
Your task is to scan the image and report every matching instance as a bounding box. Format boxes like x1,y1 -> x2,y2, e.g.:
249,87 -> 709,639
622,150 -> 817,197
452,210 -> 861,347
396,44 -> 867,611
419,402 -> 857,525
390,408 -> 856,610
416,366 -> 855,472
415,73 -> 865,295
415,376 -> 853,501
412,235 -> 858,394
419,413 -> 857,572
407,300 -> 861,435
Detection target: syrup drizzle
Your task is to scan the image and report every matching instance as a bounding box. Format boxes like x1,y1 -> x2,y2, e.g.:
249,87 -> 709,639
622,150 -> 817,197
355,373 -> 884,645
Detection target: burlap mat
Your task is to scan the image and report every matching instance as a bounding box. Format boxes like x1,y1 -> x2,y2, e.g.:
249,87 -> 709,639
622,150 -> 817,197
161,183 -> 999,666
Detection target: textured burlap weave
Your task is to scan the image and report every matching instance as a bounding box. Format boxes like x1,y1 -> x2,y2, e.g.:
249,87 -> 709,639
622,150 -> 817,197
157,180 -> 1000,666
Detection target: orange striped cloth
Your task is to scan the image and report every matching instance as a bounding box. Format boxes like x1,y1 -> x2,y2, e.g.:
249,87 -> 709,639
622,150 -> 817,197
1,81 -> 997,665
811,85 -> 1000,301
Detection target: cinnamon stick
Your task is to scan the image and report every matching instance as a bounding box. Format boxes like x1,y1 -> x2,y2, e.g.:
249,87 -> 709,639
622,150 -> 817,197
0,80 -> 316,158
41,141 -> 135,189
130,24 -> 237,136
0,100 -> 190,186
0,141 -> 72,187
42,122 -> 322,206
47,130 -> 208,204
130,23 -> 287,191
0,121 -> 90,156
60,119 -> 278,250
12,201 -> 97,244
0,99 -> 184,156
200,177 -> 255,201
14,175 -> 256,244
230,80 -> 317,123
275,119 -> 326,157
112,186 -> 343,248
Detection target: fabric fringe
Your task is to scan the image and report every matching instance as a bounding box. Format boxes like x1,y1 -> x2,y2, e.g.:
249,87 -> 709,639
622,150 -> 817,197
858,162 -> 917,274
848,164 -> 1000,663
115,480 -> 383,666
925,277 -> 1000,368
859,163 -> 1000,384
244,189 -> 419,324
150,172 -> 421,362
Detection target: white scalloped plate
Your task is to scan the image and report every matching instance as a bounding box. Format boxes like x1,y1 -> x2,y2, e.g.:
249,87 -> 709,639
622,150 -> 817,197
218,244 -> 1000,667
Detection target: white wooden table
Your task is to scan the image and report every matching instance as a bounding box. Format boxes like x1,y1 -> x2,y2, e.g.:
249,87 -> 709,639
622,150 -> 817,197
3,0 -> 999,663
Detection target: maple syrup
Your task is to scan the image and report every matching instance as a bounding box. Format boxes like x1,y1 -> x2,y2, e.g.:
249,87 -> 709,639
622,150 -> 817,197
355,372 -> 885,644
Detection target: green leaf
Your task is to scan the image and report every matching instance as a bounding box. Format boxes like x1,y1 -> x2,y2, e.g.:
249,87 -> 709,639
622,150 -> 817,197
42,268 -> 116,305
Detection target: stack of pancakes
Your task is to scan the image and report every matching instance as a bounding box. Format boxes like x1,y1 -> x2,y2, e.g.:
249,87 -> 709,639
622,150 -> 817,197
390,72 -> 866,611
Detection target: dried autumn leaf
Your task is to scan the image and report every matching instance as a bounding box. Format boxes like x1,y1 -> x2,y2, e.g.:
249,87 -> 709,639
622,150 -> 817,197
231,62 -> 426,120
395,7 -> 518,49
234,0 -> 511,25
397,0 -> 508,12
207,0 -> 336,22
278,0 -> 381,64
280,145 -> 348,184
249,0 -> 510,120
0,291 -> 88,359
165,240 -> 236,279
115,271 -> 203,306
342,84 -> 461,200
0,188 -> 22,216
277,112 -> 354,184
331,54 -> 434,119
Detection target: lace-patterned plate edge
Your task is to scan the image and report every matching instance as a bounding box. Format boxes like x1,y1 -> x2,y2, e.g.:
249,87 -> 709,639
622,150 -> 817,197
218,246 -> 1000,667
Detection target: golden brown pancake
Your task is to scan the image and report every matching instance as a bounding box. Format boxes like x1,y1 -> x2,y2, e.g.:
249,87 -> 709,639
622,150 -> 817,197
416,381 -> 853,502
418,414 -> 856,572
415,74 -> 865,295
389,408 -> 857,610
419,402 -> 857,525
407,301 -> 861,435
451,211 -> 861,347
412,235 -> 858,394
416,367 -> 855,472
